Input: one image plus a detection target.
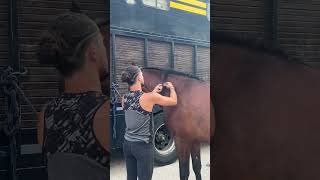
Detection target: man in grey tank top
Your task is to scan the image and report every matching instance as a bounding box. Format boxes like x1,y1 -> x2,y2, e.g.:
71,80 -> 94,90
121,65 -> 177,180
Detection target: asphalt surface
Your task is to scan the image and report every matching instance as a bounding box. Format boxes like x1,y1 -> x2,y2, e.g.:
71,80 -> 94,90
111,144 -> 210,180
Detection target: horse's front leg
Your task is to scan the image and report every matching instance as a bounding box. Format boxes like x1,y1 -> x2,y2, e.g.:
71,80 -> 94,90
175,136 -> 191,180
191,141 -> 202,180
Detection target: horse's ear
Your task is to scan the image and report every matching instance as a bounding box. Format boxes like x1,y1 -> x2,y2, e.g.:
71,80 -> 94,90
70,0 -> 82,13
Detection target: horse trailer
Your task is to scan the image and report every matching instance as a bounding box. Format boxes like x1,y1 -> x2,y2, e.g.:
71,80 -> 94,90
110,0 -> 210,165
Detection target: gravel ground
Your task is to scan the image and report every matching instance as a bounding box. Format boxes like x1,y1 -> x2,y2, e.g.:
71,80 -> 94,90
111,144 -> 210,180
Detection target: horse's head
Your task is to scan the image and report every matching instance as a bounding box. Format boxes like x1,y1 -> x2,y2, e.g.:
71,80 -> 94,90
141,68 -> 166,93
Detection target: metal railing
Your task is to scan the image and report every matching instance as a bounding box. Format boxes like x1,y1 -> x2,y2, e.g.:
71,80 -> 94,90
0,66 -> 37,180
110,82 -> 122,139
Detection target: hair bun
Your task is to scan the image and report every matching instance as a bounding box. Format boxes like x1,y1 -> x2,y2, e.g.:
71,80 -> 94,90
37,31 -> 60,65
37,30 -> 69,67
121,71 -> 131,83
121,65 -> 140,85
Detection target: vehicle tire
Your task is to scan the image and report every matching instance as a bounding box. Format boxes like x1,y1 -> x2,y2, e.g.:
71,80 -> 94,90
152,111 -> 177,166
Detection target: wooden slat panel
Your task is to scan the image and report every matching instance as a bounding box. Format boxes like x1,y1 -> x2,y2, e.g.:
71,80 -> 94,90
214,0 -> 264,6
148,40 -> 170,68
0,1 -> 8,128
0,1 -> 8,67
213,0 -> 265,39
279,1 -> 320,10
115,36 -> 144,97
279,1 -> 320,64
22,97 -> 54,106
196,47 -> 210,83
24,67 -> 57,75
21,82 -> 59,90
174,44 -> 193,74
21,0 -> 106,10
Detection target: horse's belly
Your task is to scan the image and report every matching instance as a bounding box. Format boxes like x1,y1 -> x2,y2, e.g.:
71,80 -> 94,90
168,117 -> 210,142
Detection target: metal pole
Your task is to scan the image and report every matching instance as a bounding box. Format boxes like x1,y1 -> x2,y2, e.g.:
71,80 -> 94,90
170,41 -> 175,69
264,0 -> 272,42
8,0 -> 19,71
111,33 -> 117,140
112,33 -> 116,83
144,38 -> 148,67
264,0 -> 278,46
272,0 -> 279,47
193,44 -> 197,76
8,0 -> 20,179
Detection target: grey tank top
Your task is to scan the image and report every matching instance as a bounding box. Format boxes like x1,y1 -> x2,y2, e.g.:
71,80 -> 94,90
123,90 -> 153,143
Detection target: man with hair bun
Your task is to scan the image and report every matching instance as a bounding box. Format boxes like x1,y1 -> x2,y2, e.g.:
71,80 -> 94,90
36,10 -> 109,179
121,65 -> 177,180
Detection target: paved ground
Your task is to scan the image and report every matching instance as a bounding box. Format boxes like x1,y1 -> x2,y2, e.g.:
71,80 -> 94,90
111,144 -> 210,180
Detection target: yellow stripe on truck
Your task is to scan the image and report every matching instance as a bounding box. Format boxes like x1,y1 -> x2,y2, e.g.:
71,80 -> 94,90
170,1 -> 207,16
177,0 -> 207,9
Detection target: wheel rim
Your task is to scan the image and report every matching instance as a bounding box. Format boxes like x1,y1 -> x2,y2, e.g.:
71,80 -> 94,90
153,123 -> 175,155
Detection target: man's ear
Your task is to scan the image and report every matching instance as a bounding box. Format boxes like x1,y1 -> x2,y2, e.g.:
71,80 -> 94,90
138,74 -> 144,82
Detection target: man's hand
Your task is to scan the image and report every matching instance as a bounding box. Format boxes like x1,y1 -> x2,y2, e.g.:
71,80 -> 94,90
163,82 -> 174,89
149,82 -> 177,106
152,84 -> 163,93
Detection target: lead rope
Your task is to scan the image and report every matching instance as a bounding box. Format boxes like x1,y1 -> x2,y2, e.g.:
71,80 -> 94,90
0,66 -> 38,180
111,83 -> 121,139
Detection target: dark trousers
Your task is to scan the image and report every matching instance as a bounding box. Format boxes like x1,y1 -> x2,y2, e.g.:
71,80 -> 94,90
123,139 -> 154,180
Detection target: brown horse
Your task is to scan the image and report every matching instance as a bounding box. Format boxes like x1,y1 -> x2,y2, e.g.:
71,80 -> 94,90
212,32 -> 320,180
141,67 -> 211,180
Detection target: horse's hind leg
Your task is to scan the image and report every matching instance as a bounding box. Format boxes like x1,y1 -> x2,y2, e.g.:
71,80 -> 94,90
175,137 -> 191,180
191,141 -> 202,180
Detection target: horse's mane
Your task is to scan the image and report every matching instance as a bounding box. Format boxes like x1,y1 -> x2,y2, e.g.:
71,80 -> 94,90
142,67 -> 204,81
213,31 -> 311,67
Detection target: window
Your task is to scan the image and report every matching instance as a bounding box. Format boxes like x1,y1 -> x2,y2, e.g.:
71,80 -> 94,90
157,0 -> 169,10
143,0 -> 156,7
126,0 -> 136,5
142,0 -> 169,11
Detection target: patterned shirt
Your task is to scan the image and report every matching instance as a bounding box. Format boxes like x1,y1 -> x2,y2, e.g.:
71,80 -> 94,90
42,91 -> 109,167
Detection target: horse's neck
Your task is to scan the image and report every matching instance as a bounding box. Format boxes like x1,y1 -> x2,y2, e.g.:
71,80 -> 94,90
216,44 -> 288,78
166,75 -> 205,95
214,44 -> 320,100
